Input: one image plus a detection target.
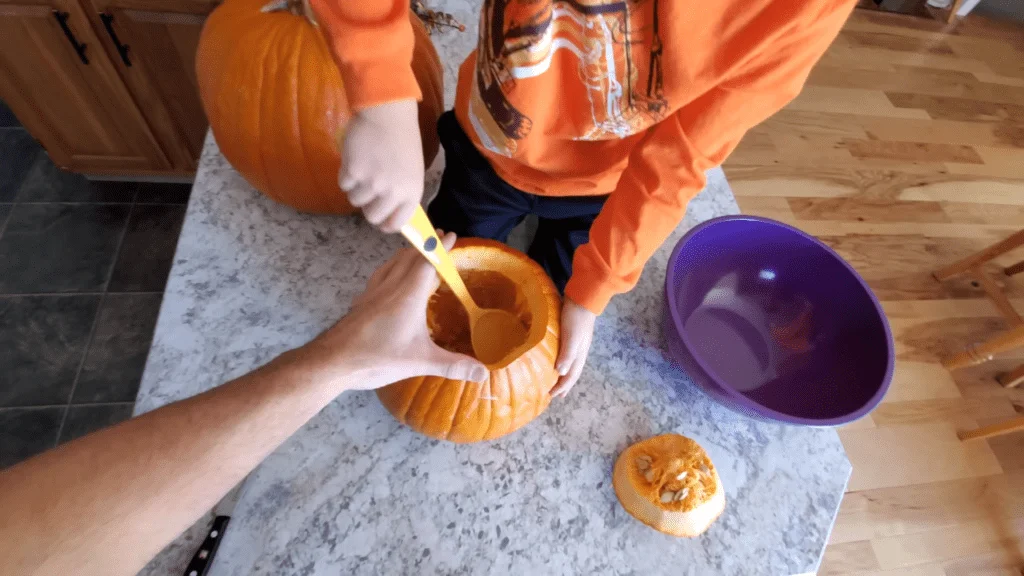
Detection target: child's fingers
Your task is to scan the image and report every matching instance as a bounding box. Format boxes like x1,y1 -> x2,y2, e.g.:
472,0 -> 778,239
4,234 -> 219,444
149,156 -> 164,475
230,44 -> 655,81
439,230 -> 457,251
338,161 -> 360,192
381,201 -> 418,234
557,358 -> 581,393
556,334 -> 579,375
551,356 -> 584,398
361,196 -> 397,226
344,180 -> 376,207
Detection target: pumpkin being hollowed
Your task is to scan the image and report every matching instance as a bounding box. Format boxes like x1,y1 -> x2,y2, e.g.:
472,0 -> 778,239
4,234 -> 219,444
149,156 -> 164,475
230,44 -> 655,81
612,434 -> 725,537
195,0 -> 444,214
377,239 -> 561,443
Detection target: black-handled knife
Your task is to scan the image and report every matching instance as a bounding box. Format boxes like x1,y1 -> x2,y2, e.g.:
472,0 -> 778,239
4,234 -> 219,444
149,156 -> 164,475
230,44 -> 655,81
183,481 -> 244,576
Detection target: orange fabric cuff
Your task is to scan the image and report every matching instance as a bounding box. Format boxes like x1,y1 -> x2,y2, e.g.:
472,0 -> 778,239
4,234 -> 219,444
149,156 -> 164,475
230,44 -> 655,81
564,255 -> 621,315
332,57 -> 422,111
309,0 -> 422,111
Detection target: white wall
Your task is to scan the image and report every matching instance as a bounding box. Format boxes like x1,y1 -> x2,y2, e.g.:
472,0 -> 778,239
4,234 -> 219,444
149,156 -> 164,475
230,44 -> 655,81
975,0 -> 1024,22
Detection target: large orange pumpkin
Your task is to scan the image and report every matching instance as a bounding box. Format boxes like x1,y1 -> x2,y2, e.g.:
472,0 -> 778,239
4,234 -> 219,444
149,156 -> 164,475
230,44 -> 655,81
377,239 -> 562,443
195,0 -> 444,214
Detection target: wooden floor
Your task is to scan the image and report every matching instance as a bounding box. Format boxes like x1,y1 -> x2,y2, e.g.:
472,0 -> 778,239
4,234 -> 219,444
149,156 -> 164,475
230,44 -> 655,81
722,9 -> 1024,576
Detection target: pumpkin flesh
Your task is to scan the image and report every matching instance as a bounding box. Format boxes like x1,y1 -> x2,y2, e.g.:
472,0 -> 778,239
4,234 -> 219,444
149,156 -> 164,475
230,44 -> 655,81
429,270 -> 533,365
613,434 -> 726,537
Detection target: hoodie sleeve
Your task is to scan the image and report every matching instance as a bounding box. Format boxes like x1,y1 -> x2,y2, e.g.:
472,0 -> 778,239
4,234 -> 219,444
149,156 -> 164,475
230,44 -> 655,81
564,1 -> 855,314
307,0 -> 421,110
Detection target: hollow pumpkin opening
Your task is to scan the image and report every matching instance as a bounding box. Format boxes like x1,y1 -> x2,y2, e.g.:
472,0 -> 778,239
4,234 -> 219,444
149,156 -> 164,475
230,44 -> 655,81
425,246 -> 550,369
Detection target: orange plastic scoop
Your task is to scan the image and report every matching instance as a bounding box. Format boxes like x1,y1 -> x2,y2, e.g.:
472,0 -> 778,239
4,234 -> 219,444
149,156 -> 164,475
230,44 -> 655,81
400,206 -> 527,365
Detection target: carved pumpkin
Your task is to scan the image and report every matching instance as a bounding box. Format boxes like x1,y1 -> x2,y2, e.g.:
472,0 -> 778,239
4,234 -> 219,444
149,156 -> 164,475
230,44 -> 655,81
195,0 -> 444,214
377,239 -> 561,443
613,434 -> 725,537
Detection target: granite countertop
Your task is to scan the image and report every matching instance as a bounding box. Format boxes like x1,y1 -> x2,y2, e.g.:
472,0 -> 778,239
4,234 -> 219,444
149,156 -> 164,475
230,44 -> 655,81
134,132 -> 850,576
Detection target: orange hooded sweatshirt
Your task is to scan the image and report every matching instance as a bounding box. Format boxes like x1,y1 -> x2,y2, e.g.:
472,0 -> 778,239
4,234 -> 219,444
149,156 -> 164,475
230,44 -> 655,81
310,0 -> 855,314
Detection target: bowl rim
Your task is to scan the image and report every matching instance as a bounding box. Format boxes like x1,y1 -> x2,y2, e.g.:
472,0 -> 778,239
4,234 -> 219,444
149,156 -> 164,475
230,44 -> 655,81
665,215 -> 895,426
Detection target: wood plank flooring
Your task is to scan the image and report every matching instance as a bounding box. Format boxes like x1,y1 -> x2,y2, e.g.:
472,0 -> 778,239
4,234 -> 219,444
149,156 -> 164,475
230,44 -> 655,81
722,8 -> 1024,576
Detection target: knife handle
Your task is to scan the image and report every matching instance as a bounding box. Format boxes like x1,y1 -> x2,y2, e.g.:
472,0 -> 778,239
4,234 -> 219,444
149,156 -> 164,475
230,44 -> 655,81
182,515 -> 230,576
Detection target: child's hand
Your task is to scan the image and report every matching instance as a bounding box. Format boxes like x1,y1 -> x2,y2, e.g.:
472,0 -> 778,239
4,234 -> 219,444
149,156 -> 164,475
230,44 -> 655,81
338,100 -> 424,233
550,299 -> 597,398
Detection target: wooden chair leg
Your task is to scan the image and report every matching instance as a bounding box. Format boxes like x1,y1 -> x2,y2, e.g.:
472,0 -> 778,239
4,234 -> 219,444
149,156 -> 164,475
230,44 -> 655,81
942,325 -> 1024,370
997,364 -> 1024,389
958,415 -> 1024,441
934,229 -> 1024,281
970,269 -> 1024,326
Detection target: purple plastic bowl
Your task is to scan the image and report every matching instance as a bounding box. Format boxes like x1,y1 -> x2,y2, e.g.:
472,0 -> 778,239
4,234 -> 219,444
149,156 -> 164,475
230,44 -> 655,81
664,216 -> 893,426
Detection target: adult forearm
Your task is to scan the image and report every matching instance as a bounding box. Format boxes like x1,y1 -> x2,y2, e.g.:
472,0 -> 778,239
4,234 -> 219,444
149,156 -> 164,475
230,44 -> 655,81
0,347 -> 350,576
0,238 -> 485,576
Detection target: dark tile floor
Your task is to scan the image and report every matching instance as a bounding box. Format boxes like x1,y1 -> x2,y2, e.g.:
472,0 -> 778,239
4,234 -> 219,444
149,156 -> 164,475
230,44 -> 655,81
0,100 -> 191,469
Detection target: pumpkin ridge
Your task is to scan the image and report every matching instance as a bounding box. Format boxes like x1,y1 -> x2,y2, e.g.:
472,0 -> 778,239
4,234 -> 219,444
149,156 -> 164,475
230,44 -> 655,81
427,374 -> 462,438
270,19 -> 301,199
522,354 -> 544,426
290,27 -> 316,209
529,352 -> 549,420
393,377 -> 427,424
252,20 -> 278,200
443,378 -> 469,440
484,368 -> 509,440
412,375 -> 447,433
385,379 -> 417,423
537,335 -> 559,395
505,364 -> 518,440
477,372 -> 495,440
450,382 -> 481,442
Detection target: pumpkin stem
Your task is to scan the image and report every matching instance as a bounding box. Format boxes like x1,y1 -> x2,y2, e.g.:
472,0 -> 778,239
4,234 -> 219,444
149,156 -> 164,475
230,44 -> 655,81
260,0 -> 319,26
411,0 -> 466,34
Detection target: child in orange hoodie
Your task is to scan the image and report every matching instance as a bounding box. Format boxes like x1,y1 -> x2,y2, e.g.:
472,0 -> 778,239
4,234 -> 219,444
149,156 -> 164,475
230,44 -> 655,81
312,0 -> 857,397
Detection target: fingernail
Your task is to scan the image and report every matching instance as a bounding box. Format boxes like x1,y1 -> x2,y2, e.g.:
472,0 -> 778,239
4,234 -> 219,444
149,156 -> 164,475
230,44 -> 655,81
557,365 -> 568,376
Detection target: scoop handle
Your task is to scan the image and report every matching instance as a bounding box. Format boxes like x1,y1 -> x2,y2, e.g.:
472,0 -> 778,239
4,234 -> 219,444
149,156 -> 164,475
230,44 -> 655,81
400,206 -> 479,316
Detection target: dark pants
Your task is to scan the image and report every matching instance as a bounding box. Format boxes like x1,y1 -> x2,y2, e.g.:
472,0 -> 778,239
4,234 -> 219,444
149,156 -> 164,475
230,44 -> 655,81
428,112 -> 607,292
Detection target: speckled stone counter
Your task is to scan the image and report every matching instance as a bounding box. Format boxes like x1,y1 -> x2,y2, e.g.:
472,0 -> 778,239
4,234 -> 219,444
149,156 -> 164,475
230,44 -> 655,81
134,133 -> 850,576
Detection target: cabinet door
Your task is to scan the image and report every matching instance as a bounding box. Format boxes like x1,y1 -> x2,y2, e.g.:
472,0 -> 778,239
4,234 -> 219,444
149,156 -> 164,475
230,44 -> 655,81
0,0 -> 170,172
89,0 -> 218,171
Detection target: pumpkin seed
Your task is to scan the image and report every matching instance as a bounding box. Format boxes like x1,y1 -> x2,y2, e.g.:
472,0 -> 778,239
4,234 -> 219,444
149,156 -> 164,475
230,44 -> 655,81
636,458 -> 650,471
644,470 -> 656,483
676,471 -> 688,481
660,491 -> 675,503
676,488 -> 689,501
638,454 -> 652,463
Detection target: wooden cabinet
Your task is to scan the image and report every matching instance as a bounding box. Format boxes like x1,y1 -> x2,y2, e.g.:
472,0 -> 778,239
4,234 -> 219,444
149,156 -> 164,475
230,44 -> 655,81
86,0 -> 217,171
0,0 -> 217,176
0,0 -> 171,172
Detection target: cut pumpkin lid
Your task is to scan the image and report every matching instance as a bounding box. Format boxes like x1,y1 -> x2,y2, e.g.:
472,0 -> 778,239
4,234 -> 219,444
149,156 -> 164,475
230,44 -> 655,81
613,434 -> 725,538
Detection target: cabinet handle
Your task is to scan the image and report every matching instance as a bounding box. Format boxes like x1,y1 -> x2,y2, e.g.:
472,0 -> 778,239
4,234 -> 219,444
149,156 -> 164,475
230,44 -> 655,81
100,13 -> 131,67
52,10 -> 89,65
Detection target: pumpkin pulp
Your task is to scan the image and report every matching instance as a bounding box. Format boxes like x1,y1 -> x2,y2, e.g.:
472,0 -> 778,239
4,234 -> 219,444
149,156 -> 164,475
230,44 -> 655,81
612,434 -> 726,537
428,270 -> 532,366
